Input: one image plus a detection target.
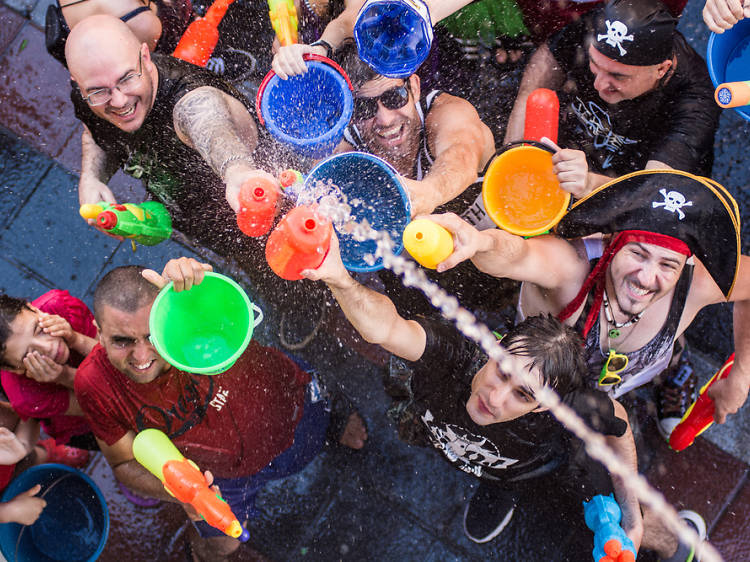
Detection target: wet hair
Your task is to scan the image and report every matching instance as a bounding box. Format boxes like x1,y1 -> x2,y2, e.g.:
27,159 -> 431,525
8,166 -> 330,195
0,295 -> 32,367
333,38 -> 381,90
93,265 -> 158,327
501,314 -> 585,397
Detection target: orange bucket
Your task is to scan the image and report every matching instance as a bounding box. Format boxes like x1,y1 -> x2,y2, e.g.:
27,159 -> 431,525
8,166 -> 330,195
482,142 -> 570,237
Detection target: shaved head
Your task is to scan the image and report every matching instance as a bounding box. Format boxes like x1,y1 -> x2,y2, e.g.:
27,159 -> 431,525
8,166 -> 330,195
66,15 -> 158,132
66,15 -> 141,77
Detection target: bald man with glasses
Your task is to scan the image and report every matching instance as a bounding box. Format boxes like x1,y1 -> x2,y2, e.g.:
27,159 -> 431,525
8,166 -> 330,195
66,14 -> 281,276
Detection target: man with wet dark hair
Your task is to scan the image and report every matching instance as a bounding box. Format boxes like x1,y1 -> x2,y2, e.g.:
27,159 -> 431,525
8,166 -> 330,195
505,0 -> 720,199
76,258 -> 367,561
303,235 -> 645,550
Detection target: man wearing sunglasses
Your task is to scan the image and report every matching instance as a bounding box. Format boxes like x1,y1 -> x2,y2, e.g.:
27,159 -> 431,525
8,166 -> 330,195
65,15 -> 283,285
300,232 -> 721,558
334,39 -> 495,223
426,171 -> 750,460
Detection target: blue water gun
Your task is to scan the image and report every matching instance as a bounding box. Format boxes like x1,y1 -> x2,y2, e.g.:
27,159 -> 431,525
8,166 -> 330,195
583,494 -> 636,562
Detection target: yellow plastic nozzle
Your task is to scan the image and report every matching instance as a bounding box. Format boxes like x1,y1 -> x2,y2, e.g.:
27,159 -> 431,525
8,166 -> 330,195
403,219 -> 454,269
226,520 -> 243,538
132,428 -> 185,482
79,203 -> 104,220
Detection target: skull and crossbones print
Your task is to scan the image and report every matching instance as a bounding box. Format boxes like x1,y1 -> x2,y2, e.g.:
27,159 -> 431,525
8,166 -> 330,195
598,20 -> 635,56
652,189 -> 693,219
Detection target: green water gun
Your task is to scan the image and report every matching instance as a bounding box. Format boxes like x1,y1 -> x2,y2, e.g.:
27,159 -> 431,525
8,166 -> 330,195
79,201 -> 172,246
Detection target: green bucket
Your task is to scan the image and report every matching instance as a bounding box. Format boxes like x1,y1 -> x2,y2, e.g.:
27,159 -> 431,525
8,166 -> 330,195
149,272 -> 263,375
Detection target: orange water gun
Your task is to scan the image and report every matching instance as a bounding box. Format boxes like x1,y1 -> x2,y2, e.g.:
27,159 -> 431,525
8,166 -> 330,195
268,0 -> 299,47
133,429 -> 250,541
715,81 -> 750,108
173,0 -> 236,67
669,354 -> 734,452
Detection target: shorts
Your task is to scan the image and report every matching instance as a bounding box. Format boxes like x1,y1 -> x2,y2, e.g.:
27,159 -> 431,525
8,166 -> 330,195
194,377 -> 330,538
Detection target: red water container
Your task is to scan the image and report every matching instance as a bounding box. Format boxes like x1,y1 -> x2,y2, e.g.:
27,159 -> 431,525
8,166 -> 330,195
265,205 -> 332,280
236,177 -> 279,237
173,0 -> 235,66
524,88 -> 559,144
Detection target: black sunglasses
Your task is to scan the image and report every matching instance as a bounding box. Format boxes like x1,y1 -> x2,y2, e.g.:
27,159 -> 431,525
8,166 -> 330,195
353,84 -> 410,121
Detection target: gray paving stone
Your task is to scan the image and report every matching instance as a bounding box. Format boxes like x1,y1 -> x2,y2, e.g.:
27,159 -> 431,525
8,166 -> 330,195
2,0 -> 36,16
28,0 -> 50,28
0,163 -> 119,298
0,126 -> 52,229
0,255 -> 52,296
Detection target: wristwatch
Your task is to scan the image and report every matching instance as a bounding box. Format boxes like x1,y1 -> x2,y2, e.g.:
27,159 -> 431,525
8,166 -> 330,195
310,39 -> 334,59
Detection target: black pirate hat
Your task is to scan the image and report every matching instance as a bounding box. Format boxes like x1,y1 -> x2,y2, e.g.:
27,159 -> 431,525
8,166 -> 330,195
590,0 -> 677,66
556,170 -> 741,298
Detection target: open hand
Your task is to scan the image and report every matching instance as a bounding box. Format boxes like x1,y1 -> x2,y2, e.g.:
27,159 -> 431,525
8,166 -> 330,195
39,314 -> 74,345
142,257 -> 213,292
22,352 -> 64,384
0,428 -> 30,465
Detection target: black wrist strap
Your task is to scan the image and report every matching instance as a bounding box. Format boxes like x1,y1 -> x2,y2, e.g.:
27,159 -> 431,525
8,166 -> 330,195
310,39 -> 334,59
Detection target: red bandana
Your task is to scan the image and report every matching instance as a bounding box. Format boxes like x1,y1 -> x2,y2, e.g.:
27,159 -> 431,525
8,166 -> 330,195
557,230 -> 691,339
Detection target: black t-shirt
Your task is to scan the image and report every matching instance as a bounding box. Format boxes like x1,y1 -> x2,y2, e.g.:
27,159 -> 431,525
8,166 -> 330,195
548,14 -> 720,177
73,54 -> 272,259
394,317 -> 624,490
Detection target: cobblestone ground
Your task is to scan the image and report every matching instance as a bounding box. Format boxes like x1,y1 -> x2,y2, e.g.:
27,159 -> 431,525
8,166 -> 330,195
0,0 -> 749,560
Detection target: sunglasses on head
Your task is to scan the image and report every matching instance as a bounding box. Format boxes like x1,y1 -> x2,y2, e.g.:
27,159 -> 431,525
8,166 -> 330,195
599,349 -> 628,387
353,84 -> 410,121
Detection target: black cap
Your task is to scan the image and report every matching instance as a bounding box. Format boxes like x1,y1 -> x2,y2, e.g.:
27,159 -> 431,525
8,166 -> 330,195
590,0 -> 677,66
556,170 -> 741,298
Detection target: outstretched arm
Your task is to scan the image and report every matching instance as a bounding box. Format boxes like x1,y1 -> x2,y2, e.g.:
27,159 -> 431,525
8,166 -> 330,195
504,44 -> 564,144
607,400 -> 644,554
78,125 -> 119,207
302,233 -> 427,361
172,86 -> 278,214
403,93 -> 495,216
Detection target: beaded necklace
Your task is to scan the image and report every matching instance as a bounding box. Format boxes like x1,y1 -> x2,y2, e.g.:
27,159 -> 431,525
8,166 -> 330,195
602,289 -> 644,339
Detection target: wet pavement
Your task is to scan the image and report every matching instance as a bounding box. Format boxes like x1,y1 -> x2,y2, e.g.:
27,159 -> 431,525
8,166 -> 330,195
0,0 -> 749,560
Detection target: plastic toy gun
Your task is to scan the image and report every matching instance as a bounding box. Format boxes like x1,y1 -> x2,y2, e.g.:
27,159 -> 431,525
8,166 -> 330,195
173,0 -> 236,67
669,353 -> 734,452
79,201 -> 172,246
266,204 -> 332,280
714,81 -> 750,108
133,428 -> 250,542
583,494 -> 636,562
268,0 -> 298,47
402,218 -> 453,269
524,88 -> 559,144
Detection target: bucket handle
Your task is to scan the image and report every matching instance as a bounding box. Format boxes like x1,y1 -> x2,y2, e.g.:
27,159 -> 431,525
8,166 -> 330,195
255,54 -> 354,127
251,303 -> 264,328
481,140 -> 555,175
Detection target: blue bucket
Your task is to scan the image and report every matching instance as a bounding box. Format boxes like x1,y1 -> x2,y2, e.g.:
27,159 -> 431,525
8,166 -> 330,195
304,152 -> 411,272
256,55 -> 354,158
707,18 -> 750,122
354,0 -> 433,78
0,464 -> 109,562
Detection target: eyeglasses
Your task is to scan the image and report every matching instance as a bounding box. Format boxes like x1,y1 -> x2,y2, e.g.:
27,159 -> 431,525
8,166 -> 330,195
80,53 -> 143,106
353,84 -> 410,121
599,349 -> 628,387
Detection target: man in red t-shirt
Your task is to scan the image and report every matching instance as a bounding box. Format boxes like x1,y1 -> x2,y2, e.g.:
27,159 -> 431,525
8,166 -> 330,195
75,258 -> 366,560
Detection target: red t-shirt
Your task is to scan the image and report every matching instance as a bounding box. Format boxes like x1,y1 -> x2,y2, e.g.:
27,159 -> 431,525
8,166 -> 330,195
0,290 -> 95,444
75,341 -> 310,479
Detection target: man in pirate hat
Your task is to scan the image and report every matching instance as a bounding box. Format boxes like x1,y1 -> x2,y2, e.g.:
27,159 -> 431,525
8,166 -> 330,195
428,170 -> 750,441
503,0 -> 720,199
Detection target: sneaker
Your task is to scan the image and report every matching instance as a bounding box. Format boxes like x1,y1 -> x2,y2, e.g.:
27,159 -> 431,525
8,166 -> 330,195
656,355 -> 698,441
463,482 -> 518,543
37,438 -> 90,469
659,510 -> 706,562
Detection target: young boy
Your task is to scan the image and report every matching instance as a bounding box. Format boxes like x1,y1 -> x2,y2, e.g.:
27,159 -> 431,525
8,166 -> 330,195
0,291 -> 98,465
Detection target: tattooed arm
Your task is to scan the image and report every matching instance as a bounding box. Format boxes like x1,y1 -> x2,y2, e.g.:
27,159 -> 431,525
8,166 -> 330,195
172,86 -> 278,212
79,125 -> 119,206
